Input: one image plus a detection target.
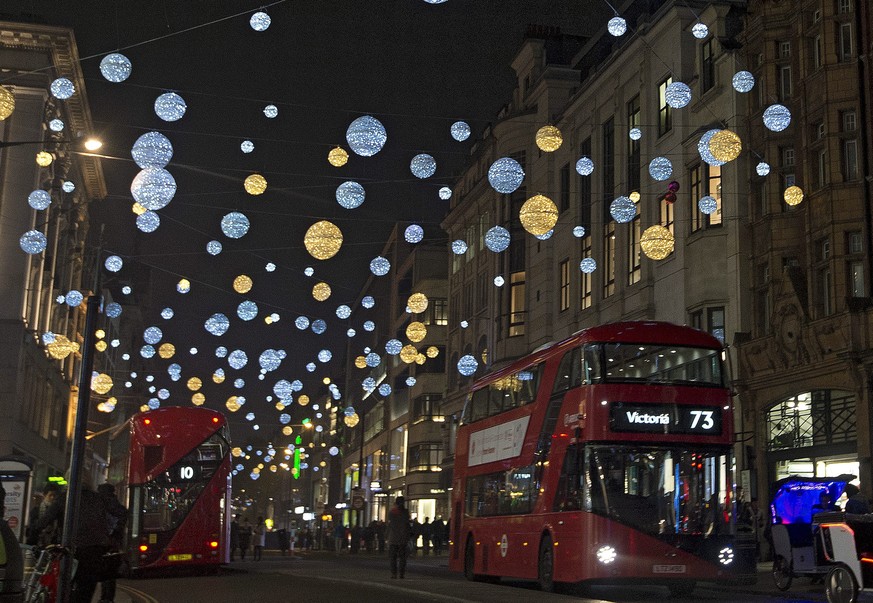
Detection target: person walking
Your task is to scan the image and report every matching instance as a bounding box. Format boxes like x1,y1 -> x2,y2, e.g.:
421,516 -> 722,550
238,518 -> 253,559
375,520 -> 386,554
431,517 -> 445,555
421,518 -> 432,555
386,496 -> 411,579
253,516 -> 266,561
229,515 -> 240,561
334,521 -> 345,553
70,484 -> 114,603
97,483 -> 127,603
277,528 -> 289,555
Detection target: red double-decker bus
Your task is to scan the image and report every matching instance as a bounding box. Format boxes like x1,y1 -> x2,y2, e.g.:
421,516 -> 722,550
122,407 -> 231,573
448,321 -> 736,595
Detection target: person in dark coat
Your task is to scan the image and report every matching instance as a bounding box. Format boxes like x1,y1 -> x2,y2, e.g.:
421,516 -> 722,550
27,482 -> 63,547
421,518 -> 432,555
277,528 -> 289,555
431,518 -> 445,555
97,483 -> 127,603
230,515 -> 240,560
386,496 -> 411,579
70,486 -> 114,603
238,518 -> 253,559
845,484 -> 871,514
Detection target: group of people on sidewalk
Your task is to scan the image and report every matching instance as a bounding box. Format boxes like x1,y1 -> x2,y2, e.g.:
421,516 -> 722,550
384,496 -> 447,579
228,515 -> 267,560
333,512 -> 446,556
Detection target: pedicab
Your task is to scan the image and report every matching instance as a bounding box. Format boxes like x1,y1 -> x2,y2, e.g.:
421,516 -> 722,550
815,509 -> 873,603
770,475 -> 854,591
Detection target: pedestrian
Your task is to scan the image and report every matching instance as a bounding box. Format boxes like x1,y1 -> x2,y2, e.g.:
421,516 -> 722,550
27,482 -> 63,548
70,484 -> 115,603
411,516 -> 422,554
421,517 -> 432,555
0,483 -> 24,599
97,483 -> 127,603
229,514 -> 240,560
254,516 -> 266,561
845,484 -> 871,514
375,520 -> 386,554
288,524 -> 297,554
334,521 -> 345,553
277,528 -> 289,555
387,496 -> 411,579
431,517 -> 445,555
239,518 -> 252,559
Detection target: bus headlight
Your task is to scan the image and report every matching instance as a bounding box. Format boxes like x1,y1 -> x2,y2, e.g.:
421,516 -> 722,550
718,546 -> 734,565
596,545 -> 617,564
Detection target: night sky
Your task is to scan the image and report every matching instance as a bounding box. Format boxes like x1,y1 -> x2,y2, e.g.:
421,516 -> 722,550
2,1 -> 610,446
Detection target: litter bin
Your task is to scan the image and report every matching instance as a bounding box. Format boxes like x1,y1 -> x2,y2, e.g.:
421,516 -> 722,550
733,526 -> 758,581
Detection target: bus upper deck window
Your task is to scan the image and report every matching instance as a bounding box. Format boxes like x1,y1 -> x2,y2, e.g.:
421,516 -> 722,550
582,345 -> 602,384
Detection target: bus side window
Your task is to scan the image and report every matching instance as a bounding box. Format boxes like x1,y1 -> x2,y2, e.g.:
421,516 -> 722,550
554,444 -> 582,512
552,351 -> 575,394
517,364 -> 541,407
582,344 -> 601,384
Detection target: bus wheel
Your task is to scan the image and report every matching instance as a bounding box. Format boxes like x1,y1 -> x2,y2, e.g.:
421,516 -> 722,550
826,564 -> 858,603
464,537 -> 477,581
538,536 -> 555,592
667,581 -> 696,597
772,555 -> 793,591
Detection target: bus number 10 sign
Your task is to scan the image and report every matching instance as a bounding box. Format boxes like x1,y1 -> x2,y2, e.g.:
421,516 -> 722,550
609,402 -> 722,435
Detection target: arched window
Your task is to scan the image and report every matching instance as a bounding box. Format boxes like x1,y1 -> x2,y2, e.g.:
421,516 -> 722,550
766,390 -> 856,452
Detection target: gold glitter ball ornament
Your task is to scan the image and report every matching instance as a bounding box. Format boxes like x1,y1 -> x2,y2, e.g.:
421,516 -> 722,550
312,282 -> 332,301
426,346 -> 439,358
406,321 -> 427,343
233,274 -> 253,293
298,394 -> 310,406
640,225 -> 675,260
328,146 -> 349,167
244,173 -> 267,195
192,393 -> 205,406
400,345 -> 419,364
784,185 -> 804,206
304,220 -> 343,260
158,343 -> 175,359
187,377 -> 202,391
226,396 -> 241,412
535,125 -> 563,152
407,292 -> 429,313
91,373 -> 113,395
354,355 -> 367,369
36,151 -> 53,167
0,86 -> 15,120
708,129 -> 742,163
344,412 -> 360,428
519,194 -> 558,236
282,426 -> 293,436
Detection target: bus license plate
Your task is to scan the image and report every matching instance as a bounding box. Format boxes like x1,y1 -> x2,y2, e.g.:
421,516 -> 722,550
652,565 -> 686,574
168,554 -> 192,561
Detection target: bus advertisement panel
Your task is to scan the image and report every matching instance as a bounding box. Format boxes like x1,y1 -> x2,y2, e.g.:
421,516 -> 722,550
449,321 -> 736,595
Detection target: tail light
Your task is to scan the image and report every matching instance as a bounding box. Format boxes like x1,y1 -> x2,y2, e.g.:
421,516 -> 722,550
209,541 -> 219,549
139,544 -> 148,552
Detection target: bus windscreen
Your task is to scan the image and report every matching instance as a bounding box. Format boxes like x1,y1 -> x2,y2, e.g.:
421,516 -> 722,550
596,343 -> 723,386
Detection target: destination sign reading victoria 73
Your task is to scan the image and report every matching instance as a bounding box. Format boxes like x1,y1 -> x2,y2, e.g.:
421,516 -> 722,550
609,402 -> 723,435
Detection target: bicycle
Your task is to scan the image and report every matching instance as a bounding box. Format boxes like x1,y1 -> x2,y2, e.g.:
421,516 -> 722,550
23,545 -> 73,603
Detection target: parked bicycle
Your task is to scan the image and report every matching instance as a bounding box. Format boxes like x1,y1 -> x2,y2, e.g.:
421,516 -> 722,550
23,545 -> 72,603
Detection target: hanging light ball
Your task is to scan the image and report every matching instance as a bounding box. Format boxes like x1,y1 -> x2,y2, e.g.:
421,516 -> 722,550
312,282 -> 332,301
304,220 -> 343,260
708,129 -> 742,162
263,104 -> 278,118
244,173 -> 267,195
233,275 -> 253,293
134,211 -> 158,233
426,346 -> 439,359
237,301 -> 258,321
580,258 -> 597,273
35,151 -> 53,167
400,345 -> 419,364
640,225 -> 675,260
763,104 -> 792,132
104,255 -> 123,272
131,132 -> 173,169
176,279 -> 191,293
28,190 -> 51,210
610,196 -> 637,223
487,157 -> 525,194
50,77 -> 75,99
457,354 -> 478,377
648,156 -> 673,181
50,119 -> 64,132
221,212 -> 250,239
629,127 -> 642,141
20,230 -> 47,254
99,53 -> 132,82
698,196 -> 718,215
404,224 -> 424,243
204,313 -> 230,336
0,86 -> 15,120
328,146 -> 349,167
362,296 -> 375,308
154,92 -> 186,121
450,121 -> 471,141
336,181 -> 365,209
131,167 -> 176,210
346,115 -> 387,157
698,129 -> 727,167
485,226 -> 511,253
240,140 -> 254,153
732,70 -> 755,93
573,226 -> 586,238
226,396 -> 241,412
206,240 -> 222,256
410,153 -> 437,178
665,82 -> 692,108
250,11 -> 271,31
607,16 -> 627,36
336,304 -> 351,319
407,292 -> 429,313
344,413 -> 360,428
519,194 -> 558,236
535,125 -> 563,152
91,373 -> 114,395
451,240 -> 467,255
756,162 -> 771,176
370,256 -> 390,276
576,156 -> 594,176
438,187 -> 452,200
158,343 -> 175,359
692,22 -> 709,39
386,339 -> 403,355
406,321 -> 427,343
784,185 -> 804,206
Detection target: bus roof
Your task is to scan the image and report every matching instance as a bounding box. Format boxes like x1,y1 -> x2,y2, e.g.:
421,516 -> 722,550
470,321 -> 723,390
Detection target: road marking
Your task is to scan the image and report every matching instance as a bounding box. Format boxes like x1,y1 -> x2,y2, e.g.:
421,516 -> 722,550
118,583 -> 161,603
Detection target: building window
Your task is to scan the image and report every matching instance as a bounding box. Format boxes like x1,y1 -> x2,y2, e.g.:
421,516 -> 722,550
627,96 -> 641,193
477,272 -> 489,310
778,41 -> 791,58
465,223 -> 477,262
559,259 -> 570,311
815,148 -> 828,189
603,222 -> 615,298
779,65 -> 792,100
690,164 -> 702,232
423,298 -> 448,326
847,231 -> 865,297
690,306 -> 726,344
602,117 -> 615,205
412,394 -> 444,423
509,271 -> 525,337
766,391 -> 856,452
580,236 -> 592,310
661,195 -> 674,236
478,212 -> 489,251
781,147 -> 795,167
560,162 -> 571,212
843,140 -> 859,180
579,137 -> 592,227
658,77 -> 673,136
838,0 -> 851,13
842,110 -> 857,132
812,35 -> 823,70
756,264 -> 771,335
692,164 -> 722,230
839,23 -> 853,61
701,38 -> 716,92
628,211 -> 641,285
815,238 -> 833,317
407,443 -> 442,473
848,231 -> 863,254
